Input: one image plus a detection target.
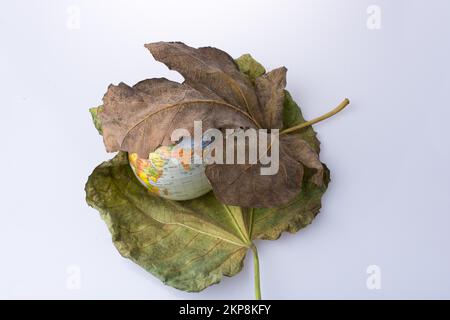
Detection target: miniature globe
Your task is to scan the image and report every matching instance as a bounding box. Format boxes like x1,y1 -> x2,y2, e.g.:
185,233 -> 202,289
129,137 -> 212,201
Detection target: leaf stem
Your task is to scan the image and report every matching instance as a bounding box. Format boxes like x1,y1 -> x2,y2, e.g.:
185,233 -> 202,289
223,205 -> 251,245
251,243 -> 261,300
280,98 -> 350,135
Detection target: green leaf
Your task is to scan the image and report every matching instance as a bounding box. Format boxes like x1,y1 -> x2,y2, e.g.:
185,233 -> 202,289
89,105 -> 103,135
85,151 -> 329,292
235,54 -> 266,82
86,152 -> 249,292
86,53 -> 330,295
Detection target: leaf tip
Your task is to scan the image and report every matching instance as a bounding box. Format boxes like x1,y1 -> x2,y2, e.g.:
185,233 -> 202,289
235,54 -> 266,81
89,105 -> 103,135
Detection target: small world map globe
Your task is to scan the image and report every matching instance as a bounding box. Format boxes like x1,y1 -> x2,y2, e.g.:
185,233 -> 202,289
129,137 -> 212,201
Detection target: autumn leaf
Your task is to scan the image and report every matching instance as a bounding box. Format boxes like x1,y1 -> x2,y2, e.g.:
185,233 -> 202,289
85,81 -> 330,293
99,42 -> 333,207
100,78 -> 256,158
86,48 -> 346,298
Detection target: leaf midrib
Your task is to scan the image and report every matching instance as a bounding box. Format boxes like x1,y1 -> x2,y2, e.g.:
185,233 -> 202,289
109,162 -> 249,248
123,99 -> 260,149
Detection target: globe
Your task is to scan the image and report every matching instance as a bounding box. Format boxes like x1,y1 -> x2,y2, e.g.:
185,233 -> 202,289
129,137 -> 212,201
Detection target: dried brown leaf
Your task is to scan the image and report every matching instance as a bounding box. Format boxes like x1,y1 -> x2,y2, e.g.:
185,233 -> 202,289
99,42 -> 324,207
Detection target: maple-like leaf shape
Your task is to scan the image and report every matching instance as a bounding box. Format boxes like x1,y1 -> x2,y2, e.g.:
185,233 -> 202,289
99,42 -> 324,207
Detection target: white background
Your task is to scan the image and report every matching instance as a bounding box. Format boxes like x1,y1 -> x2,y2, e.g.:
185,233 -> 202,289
1,0 -> 450,299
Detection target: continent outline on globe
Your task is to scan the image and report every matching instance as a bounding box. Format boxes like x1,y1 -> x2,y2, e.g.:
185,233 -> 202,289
129,137 -> 213,201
